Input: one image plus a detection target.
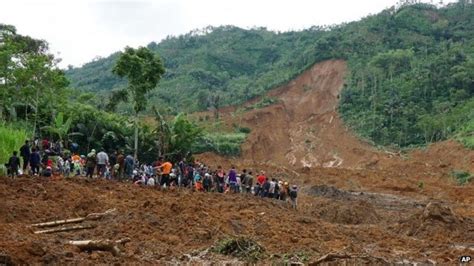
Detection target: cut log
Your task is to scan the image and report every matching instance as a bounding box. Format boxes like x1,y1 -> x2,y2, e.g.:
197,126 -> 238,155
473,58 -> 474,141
33,224 -> 96,234
68,238 -> 131,256
31,208 -> 117,228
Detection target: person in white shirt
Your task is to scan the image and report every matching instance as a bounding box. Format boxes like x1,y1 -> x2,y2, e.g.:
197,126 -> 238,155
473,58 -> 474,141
96,151 -> 109,178
147,176 -> 155,187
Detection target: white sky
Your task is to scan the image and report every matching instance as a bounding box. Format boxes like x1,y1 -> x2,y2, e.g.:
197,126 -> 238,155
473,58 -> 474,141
1,0 -> 454,68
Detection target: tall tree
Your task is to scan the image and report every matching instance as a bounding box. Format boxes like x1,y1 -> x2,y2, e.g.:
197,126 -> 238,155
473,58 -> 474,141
112,46 -> 165,160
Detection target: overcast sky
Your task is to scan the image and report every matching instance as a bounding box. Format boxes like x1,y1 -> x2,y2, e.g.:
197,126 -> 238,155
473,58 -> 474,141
1,0 -> 453,68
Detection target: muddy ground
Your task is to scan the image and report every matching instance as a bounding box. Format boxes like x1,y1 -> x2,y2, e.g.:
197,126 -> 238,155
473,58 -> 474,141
0,165 -> 473,265
1,59 -> 473,264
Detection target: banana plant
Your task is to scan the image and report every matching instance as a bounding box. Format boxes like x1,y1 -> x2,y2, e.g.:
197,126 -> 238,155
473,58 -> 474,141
41,112 -> 79,148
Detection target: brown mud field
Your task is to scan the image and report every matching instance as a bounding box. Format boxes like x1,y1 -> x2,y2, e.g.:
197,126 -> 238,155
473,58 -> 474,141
1,60 -> 473,264
0,172 -> 473,265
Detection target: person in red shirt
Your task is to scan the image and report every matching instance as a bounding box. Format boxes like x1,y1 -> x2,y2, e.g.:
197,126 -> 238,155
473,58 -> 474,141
257,171 -> 266,185
255,170 -> 266,196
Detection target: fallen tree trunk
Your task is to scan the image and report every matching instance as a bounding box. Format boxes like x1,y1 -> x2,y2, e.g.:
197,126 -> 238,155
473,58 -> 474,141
68,238 -> 131,256
31,209 -> 117,228
34,224 -> 96,234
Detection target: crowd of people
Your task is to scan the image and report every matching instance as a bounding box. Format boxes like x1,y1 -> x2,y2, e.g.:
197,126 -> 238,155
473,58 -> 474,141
5,139 -> 299,209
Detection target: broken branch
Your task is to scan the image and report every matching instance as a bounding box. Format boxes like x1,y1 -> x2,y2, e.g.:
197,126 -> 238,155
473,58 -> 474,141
31,208 -> 117,228
33,224 -> 96,234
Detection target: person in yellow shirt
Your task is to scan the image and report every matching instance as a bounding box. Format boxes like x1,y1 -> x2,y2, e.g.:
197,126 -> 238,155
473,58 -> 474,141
154,156 -> 172,188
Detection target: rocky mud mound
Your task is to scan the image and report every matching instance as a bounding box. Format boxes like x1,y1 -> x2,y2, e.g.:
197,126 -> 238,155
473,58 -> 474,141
395,202 -> 474,240
313,200 -> 381,225
308,185 -> 353,200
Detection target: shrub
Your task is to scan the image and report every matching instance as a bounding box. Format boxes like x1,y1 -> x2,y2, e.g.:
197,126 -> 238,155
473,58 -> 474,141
451,170 -> 472,185
211,237 -> 265,262
193,132 -> 247,156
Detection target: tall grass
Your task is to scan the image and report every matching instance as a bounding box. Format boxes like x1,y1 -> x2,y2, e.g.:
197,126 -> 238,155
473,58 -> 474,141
457,119 -> 474,149
193,132 -> 247,156
0,124 -> 29,167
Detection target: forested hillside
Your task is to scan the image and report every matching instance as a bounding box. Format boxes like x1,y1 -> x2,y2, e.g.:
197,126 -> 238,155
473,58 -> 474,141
67,1 -> 474,148
66,26 -> 326,112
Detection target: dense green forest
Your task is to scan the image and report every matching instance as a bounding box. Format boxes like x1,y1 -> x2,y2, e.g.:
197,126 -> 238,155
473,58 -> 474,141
0,24 -> 213,166
67,1 -> 473,148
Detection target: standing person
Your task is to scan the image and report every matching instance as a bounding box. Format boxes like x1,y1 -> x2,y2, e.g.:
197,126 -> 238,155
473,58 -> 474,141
20,140 -> 30,172
289,185 -> 298,209
194,170 -> 203,191
255,171 -> 266,196
184,164 -> 194,188
203,173 -> 212,192
85,149 -> 97,178
178,159 -> 186,185
262,178 -> 270,197
245,171 -> 254,194
268,178 -> 276,198
7,151 -> 20,178
109,150 -> 117,178
228,166 -> 238,193
124,154 -> 134,180
215,166 -> 225,193
240,169 -> 247,193
274,180 -> 281,199
29,148 -> 41,176
96,150 -> 109,178
64,157 -> 71,177
155,156 -> 172,189
117,151 -> 125,180
71,153 -> 81,176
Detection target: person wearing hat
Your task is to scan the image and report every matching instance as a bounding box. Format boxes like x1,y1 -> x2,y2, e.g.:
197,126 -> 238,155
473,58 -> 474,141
289,184 -> 298,210
85,149 -> 97,178
203,172 -> 212,192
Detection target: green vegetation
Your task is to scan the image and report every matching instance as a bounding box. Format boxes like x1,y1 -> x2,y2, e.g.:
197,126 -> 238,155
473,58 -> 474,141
211,237 -> 265,262
110,46 -> 165,160
0,124 -> 29,175
66,2 -> 473,148
451,170 -> 472,185
193,132 -> 247,156
0,25 -> 204,163
337,3 -> 474,147
66,26 -> 326,113
243,97 -> 280,111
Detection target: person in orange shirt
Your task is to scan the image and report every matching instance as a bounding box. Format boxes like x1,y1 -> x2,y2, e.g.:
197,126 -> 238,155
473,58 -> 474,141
155,156 -> 172,188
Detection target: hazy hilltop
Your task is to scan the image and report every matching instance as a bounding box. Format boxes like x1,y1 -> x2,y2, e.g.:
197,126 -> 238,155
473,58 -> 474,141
66,2 -> 473,147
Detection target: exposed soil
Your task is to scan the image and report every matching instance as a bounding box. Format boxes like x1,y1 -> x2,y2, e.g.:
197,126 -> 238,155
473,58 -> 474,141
2,60 -> 474,264
1,177 -> 473,265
